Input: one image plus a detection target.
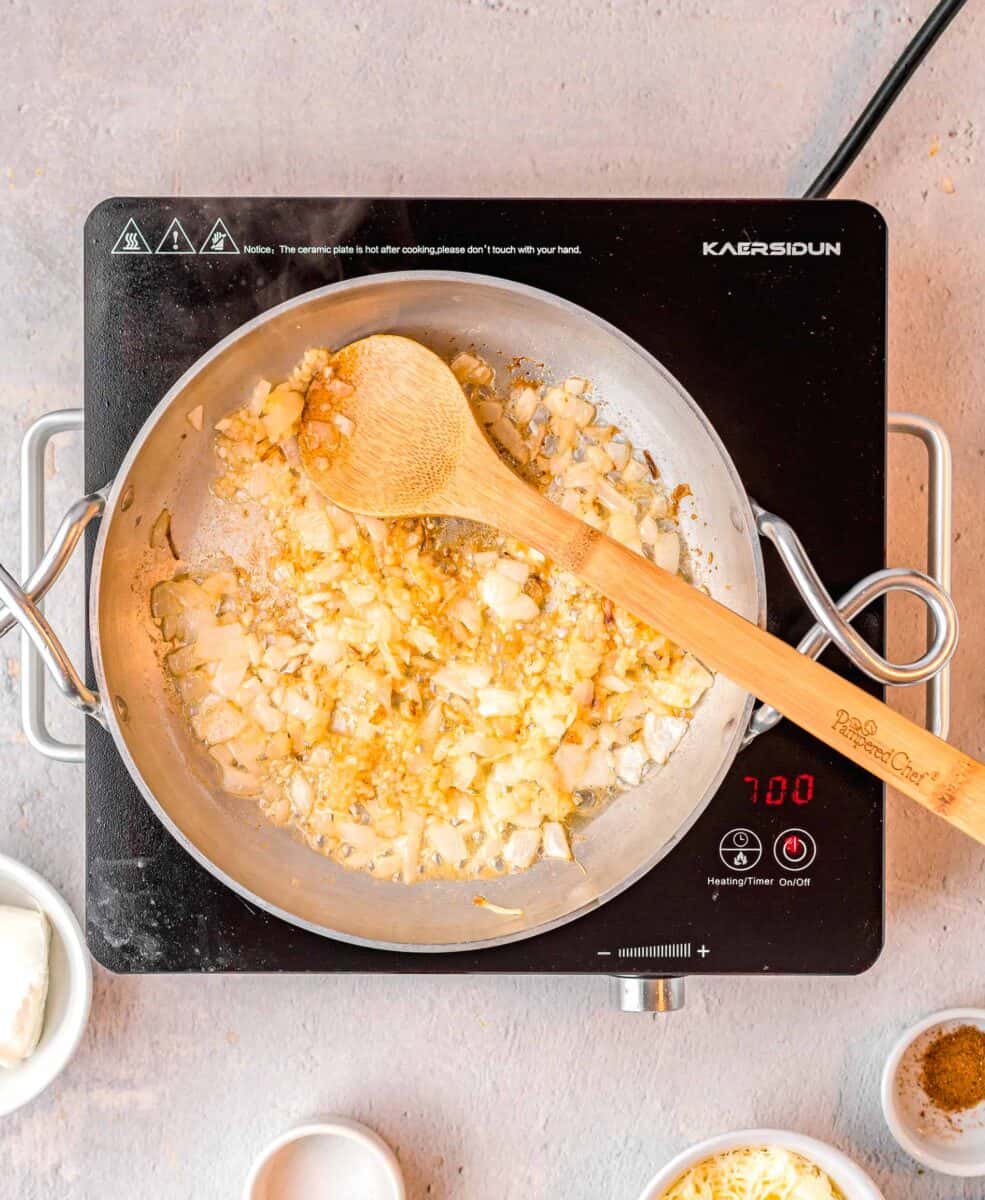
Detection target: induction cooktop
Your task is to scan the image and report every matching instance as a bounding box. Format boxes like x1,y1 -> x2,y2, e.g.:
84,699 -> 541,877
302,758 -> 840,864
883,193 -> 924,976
82,197 -> 891,1002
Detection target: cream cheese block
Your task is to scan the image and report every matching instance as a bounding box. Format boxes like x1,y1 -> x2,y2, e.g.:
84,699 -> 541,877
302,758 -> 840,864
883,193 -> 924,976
0,905 -> 50,1068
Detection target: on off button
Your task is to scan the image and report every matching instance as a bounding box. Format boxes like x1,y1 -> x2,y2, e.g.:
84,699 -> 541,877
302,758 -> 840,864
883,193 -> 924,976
774,829 -> 817,872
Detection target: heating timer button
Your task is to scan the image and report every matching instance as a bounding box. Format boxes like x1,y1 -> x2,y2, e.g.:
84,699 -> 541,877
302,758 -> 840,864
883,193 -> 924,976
774,828 -> 817,872
718,828 -> 763,872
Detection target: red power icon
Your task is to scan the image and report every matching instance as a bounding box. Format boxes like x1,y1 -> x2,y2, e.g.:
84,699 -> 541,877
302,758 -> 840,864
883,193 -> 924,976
774,829 -> 815,871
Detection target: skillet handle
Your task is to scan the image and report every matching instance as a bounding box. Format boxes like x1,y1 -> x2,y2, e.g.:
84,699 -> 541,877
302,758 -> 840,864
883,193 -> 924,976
745,411 -> 956,745
0,410 -> 105,761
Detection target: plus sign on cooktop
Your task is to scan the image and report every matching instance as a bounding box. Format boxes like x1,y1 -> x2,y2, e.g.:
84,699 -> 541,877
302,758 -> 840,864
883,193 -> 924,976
84,198 -> 885,977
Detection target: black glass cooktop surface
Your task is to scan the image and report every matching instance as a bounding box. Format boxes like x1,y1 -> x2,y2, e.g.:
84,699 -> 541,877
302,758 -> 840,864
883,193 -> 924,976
84,198 -> 885,975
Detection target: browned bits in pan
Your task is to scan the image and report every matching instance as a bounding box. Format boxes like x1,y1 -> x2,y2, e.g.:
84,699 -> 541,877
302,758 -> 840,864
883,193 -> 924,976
669,482 -> 693,517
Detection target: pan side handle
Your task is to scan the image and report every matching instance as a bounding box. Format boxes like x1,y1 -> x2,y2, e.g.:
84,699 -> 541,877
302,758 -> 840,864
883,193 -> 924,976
744,412 -> 956,746
0,410 -> 106,761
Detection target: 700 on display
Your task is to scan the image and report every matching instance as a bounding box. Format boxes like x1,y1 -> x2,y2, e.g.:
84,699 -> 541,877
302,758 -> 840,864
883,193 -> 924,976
742,773 -> 815,806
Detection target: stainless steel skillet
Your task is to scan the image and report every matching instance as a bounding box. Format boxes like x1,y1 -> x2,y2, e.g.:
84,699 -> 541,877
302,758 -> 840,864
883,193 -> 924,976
0,272 -> 955,950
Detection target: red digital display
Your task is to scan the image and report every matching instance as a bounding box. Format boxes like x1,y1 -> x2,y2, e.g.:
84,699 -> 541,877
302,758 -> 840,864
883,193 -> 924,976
743,773 -> 814,806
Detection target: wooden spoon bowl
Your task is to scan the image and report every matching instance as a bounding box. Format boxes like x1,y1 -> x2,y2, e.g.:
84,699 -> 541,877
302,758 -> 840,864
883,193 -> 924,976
301,335 -> 473,519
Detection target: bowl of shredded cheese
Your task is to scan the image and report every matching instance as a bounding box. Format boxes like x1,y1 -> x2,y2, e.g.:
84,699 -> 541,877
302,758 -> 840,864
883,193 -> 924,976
637,1130 -> 884,1200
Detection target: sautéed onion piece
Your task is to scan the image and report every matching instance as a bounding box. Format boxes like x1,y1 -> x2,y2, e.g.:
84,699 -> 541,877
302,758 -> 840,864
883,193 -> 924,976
150,347 -> 713,884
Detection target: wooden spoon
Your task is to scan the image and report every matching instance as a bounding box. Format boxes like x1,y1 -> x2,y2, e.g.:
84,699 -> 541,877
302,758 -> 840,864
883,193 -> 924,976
300,333 -> 985,846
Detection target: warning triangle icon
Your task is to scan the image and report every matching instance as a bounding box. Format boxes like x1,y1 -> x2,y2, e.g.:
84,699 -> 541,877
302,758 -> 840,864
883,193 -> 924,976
110,218 -> 151,255
199,218 -> 239,255
155,218 -> 196,255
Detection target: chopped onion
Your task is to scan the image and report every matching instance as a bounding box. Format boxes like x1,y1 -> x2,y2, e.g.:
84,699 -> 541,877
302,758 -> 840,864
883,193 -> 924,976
495,557 -> 530,585
448,597 -> 482,634
261,386 -> 304,443
509,385 -> 539,424
427,822 -> 468,868
434,664 -> 479,700
584,445 -> 613,474
497,594 -> 539,624
156,345 -> 709,887
642,712 -> 689,765
607,511 -> 643,552
542,821 -> 572,860
580,747 -> 615,789
477,687 -> 521,717
289,772 -> 314,819
489,417 -> 529,464
564,461 -> 598,490
480,570 -> 520,610
193,701 -> 246,746
596,479 -> 635,515
503,829 -> 541,871
543,386 -> 567,416
650,530 -> 681,575
614,741 -> 648,787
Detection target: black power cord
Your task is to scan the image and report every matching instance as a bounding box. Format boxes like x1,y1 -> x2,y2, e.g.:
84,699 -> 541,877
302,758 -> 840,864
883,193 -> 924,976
803,0 -> 969,199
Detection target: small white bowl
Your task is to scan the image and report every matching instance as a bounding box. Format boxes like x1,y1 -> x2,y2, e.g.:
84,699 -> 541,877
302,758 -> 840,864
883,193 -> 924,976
0,852 -> 92,1117
637,1129 -> 884,1199
881,1007 -> 985,1176
244,1119 -> 405,1200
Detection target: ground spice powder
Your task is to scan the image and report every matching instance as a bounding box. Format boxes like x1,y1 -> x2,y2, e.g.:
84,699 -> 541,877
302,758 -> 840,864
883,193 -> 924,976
919,1024 -> 985,1113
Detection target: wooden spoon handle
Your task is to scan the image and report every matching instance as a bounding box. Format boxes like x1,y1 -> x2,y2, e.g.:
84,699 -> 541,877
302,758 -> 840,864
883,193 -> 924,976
488,482 -> 985,845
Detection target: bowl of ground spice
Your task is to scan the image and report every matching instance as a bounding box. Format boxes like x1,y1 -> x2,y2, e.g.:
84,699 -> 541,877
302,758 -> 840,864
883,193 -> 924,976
882,1008 -> 985,1176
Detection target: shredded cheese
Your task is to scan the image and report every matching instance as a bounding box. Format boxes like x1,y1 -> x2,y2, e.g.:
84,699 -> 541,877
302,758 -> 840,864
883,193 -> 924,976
663,1147 -> 844,1200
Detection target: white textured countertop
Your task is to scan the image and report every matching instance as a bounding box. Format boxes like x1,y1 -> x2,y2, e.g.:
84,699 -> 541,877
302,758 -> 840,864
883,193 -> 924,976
2,2 -> 984,1197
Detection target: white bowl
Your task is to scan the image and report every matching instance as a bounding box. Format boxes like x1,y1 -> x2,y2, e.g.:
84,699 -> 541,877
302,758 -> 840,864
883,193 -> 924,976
637,1129 -> 884,1199
0,852 -> 92,1117
881,1007 -> 985,1176
244,1119 -> 405,1200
